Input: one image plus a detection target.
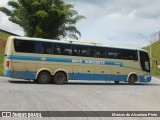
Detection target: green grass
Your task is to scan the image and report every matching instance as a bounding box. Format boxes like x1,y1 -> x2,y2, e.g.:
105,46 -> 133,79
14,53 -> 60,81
0,32 -> 10,40
144,40 -> 160,76
0,49 -> 4,75
0,32 -> 8,75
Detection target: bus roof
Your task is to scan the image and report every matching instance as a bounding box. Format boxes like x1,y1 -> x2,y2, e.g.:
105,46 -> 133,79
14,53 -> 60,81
9,36 -> 147,52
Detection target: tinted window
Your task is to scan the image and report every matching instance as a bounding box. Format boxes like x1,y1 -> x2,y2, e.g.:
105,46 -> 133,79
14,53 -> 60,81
73,45 -> 90,57
73,45 -> 81,56
140,51 -> 149,59
55,44 -> 72,56
14,38 -> 140,61
90,47 -> 106,58
80,46 -> 90,57
122,50 -> 138,60
35,41 -> 54,54
55,44 -> 62,55
61,44 -> 72,56
14,39 -> 35,53
107,48 -> 121,59
140,51 -> 150,72
42,42 -> 53,54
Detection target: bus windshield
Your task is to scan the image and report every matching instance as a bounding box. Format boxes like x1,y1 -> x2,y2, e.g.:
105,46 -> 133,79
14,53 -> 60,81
139,51 -> 150,72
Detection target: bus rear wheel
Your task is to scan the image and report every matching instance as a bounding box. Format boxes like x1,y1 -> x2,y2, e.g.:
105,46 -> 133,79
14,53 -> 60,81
128,74 -> 137,85
37,71 -> 51,84
54,72 -> 67,85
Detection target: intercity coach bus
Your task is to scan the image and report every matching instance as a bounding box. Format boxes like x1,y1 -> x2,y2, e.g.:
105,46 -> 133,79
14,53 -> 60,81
4,36 -> 151,84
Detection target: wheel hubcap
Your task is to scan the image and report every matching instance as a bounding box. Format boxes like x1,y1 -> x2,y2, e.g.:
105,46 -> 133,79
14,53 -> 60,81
41,75 -> 48,81
58,75 -> 64,81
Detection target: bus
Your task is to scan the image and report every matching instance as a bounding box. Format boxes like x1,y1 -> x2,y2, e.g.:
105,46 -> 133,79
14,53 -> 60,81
4,36 -> 151,85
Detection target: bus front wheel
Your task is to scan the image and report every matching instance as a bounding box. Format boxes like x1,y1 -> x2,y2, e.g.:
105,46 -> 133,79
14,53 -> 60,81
54,72 -> 67,85
128,74 -> 137,85
37,71 -> 51,84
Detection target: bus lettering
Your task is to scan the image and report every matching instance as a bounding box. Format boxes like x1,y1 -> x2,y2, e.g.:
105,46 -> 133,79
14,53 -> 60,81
85,60 -> 105,65
72,59 -> 82,63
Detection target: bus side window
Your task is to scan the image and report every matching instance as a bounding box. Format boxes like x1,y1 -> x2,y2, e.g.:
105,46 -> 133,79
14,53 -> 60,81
81,46 -> 90,57
35,42 -> 42,54
60,44 -> 72,56
73,46 -> 80,56
107,49 -> 121,59
14,39 -> 35,53
91,47 -> 106,58
38,42 -> 52,54
35,42 -> 54,54
122,50 -> 138,60
55,44 -> 62,55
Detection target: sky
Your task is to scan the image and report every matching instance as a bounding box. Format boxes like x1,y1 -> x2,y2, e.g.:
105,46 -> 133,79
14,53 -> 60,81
0,0 -> 160,48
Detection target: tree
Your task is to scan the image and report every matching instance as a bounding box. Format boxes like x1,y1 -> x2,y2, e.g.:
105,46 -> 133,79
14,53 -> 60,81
0,0 -> 85,39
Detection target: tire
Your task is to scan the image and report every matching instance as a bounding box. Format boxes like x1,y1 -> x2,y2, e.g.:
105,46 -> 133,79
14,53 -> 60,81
37,71 -> 51,84
114,81 -> 119,84
54,72 -> 67,85
128,74 -> 137,85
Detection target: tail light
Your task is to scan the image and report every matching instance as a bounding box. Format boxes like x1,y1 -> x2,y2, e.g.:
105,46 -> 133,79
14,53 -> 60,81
6,60 -> 10,67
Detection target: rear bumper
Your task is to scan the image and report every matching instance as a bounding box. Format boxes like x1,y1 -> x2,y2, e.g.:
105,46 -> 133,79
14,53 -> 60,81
4,70 -> 36,80
5,70 -> 12,77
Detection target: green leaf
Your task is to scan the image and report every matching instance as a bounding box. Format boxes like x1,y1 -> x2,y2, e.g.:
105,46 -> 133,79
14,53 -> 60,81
0,7 -> 12,16
34,10 -> 48,19
8,1 -> 19,9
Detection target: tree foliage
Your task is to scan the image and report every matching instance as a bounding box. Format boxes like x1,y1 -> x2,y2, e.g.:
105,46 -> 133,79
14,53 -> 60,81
0,0 -> 85,39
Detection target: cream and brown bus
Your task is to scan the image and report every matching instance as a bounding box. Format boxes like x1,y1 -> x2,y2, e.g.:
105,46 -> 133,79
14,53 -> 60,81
4,36 -> 151,84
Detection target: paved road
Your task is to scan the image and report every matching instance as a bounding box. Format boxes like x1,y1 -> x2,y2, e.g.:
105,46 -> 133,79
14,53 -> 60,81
0,76 -> 160,120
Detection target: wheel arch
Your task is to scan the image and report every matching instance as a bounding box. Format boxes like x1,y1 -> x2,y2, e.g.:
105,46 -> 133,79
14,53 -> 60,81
127,72 -> 139,82
53,69 -> 69,81
36,68 -> 52,79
